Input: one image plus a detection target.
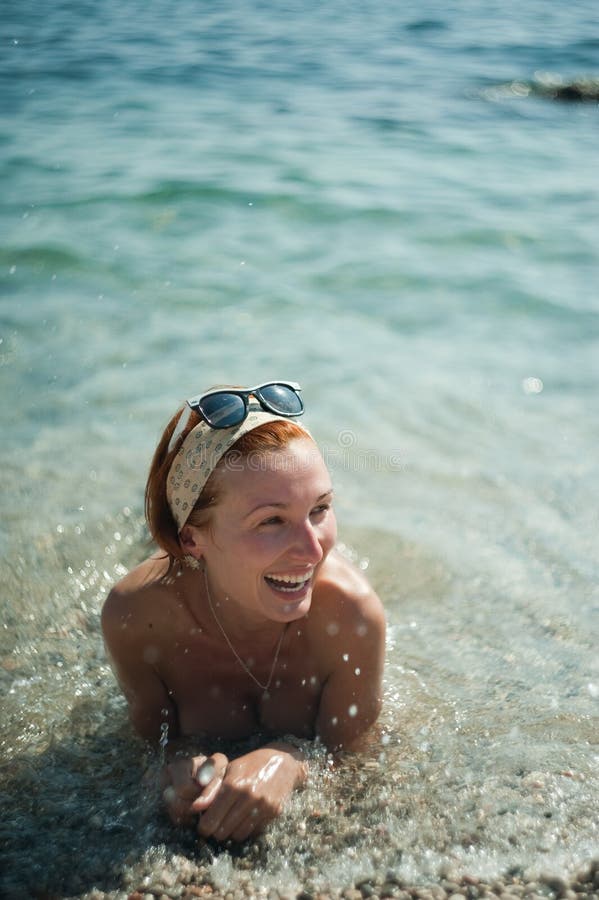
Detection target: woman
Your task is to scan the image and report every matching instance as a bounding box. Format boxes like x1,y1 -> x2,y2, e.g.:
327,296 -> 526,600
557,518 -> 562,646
102,381 -> 386,843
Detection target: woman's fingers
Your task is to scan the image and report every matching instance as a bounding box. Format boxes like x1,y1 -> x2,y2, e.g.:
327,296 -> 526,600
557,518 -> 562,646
162,754 -> 225,826
166,756 -> 206,799
199,797 -> 271,841
196,780 -> 238,838
229,807 -> 269,842
190,753 -> 229,813
162,786 -> 197,826
196,749 -> 294,841
197,785 -> 279,841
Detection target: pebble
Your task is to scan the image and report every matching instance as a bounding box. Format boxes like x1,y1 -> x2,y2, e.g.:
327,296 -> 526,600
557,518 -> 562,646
47,854 -> 599,900
540,875 -> 568,896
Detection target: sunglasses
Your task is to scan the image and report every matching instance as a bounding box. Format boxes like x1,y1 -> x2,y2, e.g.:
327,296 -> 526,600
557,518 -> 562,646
168,381 -> 304,451
188,381 -> 304,428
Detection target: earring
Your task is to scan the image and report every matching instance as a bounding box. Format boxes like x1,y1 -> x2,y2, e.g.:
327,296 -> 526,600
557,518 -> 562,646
183,555 -> 202,570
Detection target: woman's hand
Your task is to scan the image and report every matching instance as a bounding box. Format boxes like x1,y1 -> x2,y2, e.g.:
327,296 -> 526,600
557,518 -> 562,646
160,753 -> 229,827
197,744 -> 306,842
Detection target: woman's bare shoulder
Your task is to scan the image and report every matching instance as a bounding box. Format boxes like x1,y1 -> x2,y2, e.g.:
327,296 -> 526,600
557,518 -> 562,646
101,553 -> 176,637
307,548 -> 386,684
311,547 -> 385,630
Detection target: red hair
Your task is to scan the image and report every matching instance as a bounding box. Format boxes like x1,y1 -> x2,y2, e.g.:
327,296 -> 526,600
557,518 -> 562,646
145,410 -> 311,564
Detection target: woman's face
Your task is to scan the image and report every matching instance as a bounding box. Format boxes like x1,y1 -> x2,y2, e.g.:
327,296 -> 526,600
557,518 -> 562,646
194,437 -> 337,628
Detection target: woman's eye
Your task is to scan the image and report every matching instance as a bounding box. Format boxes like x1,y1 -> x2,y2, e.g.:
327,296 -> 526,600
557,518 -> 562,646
311,503 -> 330,517
260,516 -> 283,527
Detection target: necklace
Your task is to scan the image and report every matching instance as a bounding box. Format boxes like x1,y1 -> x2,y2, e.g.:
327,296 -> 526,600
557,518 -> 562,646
203,569 -> 286,697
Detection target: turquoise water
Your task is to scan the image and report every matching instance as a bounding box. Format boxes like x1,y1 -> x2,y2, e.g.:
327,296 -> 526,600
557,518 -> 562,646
1,1 -> 598,895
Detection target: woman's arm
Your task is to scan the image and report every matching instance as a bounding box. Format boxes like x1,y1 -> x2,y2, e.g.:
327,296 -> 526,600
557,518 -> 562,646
102,586 -> 227,825
313,578 -> 386,752
101,586 -> 178,742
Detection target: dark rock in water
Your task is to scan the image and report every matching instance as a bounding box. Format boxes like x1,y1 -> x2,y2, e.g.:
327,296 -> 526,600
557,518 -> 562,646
535,78 -> 599,102
489,77 -> 599,102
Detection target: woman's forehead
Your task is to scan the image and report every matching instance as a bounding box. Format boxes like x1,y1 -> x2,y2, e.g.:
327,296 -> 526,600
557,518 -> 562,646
218,440 -> 331,503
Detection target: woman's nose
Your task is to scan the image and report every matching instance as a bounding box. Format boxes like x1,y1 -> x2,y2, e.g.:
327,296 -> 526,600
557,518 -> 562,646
290,521 -> 324,564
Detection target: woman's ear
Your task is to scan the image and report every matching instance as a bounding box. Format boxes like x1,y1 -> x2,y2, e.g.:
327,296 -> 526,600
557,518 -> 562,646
179,524 -> 207,559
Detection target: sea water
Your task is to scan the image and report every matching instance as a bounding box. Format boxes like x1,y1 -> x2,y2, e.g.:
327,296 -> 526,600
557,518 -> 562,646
1,0 -> 598,895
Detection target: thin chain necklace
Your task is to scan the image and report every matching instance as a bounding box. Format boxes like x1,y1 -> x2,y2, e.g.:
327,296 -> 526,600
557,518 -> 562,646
203,569 -> 286,697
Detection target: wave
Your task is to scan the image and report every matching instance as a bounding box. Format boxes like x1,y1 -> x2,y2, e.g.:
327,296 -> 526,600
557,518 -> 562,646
0,244 -> 84,272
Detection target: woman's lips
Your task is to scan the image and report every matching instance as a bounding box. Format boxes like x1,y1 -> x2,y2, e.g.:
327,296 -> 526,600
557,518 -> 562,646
264,570 -> 313,594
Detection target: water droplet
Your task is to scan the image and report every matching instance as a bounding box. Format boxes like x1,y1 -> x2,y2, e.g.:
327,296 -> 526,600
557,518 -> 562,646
522,376 -> 543,395
326,622 -> 340,636
354,667 -> 361,676
159,722 -> 169,761
196,758 -> 215,786
331,716 -> 338,726
342,653 -> 349,662
348,704 -> 358,717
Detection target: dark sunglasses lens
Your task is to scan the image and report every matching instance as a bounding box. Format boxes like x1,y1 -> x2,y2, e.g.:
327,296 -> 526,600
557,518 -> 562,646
259,384 -> 303,415
200,393 -> 246,428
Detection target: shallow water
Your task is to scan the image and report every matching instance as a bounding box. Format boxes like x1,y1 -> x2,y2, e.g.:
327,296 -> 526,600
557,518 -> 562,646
1,0 -> 598,895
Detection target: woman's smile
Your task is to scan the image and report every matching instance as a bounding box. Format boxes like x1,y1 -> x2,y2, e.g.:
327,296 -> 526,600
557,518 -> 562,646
264,568 -> 314,594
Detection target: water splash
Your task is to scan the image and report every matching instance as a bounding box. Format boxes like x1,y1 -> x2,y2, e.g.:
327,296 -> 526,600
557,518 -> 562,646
158,720 -> 169,766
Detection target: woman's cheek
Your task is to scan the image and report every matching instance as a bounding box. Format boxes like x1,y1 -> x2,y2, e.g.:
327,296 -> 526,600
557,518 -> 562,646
322,512 -> 338,554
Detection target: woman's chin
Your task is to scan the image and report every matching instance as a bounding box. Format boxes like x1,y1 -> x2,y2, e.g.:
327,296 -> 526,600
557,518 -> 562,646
264,579 -> 312,619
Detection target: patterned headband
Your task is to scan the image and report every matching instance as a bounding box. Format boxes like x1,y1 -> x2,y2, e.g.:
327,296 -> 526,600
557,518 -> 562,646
166,408 -> 309,531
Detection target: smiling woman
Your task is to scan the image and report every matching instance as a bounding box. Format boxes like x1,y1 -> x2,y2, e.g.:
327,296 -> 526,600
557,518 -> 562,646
101,382 -> 386,843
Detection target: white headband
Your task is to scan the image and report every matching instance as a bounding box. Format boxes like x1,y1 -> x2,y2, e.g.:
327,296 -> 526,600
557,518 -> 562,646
166,408 -> 309,531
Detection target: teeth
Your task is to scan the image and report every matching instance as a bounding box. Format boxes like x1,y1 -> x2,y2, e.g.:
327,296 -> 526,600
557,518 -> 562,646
265,571 -> 312,585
